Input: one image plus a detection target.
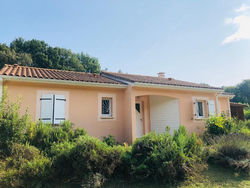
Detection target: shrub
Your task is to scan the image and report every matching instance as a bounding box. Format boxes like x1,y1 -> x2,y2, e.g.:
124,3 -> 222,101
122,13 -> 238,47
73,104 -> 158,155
125,126 -> 204,183
28,121 -> 86,154
205,115 -> 235,136
0,143 -> 51,187
208,133 -> 250,174
244,108 -> 250,120
52,135 -> 126,182
103,135 -> 118,146
0,90 -> 32,156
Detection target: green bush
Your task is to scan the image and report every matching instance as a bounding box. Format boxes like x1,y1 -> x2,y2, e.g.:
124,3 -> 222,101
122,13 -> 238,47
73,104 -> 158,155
52,135 -> 126,182
103,135 -> 118,146
0,143 -> 51,187
205,115 -> 235,136
0,91 -> 32,156
125,126 -> 204,183
28,121 -> 86,154
208,134 -> 250,174
244,108 -> 250,120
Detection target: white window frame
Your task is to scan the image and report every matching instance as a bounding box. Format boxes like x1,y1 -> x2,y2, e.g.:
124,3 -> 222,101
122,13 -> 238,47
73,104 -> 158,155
196,101 -> 205,119
98,93 -> 116,120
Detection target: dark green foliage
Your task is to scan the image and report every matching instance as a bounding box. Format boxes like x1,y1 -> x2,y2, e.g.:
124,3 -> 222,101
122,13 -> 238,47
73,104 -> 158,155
0,91 -> 32,156
103,135 -> 118,146
244,108 -> 250,120
208,134 -> 250,174
205,115 -> 235,136
125,126 -> 204,183
0,143 -> 51,187
224,80 -> 250,105
52,136 -> 126,182
0,38 -> 101,73
28,121 -> 86,154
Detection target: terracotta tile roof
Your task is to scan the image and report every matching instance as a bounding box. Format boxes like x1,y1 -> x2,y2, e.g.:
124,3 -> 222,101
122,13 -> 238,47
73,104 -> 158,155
0,64 -> 123,85
102,71 -> 222,90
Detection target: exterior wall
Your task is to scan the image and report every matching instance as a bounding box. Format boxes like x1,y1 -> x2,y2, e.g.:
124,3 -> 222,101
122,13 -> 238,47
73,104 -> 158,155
4,80 -> 126,143
3,79 -> 231,144
131,87 -> 220,138
218,97 -> 231,116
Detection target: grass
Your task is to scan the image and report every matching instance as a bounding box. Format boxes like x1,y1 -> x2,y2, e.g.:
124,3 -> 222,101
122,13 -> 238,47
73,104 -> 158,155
103,164 -> 250,188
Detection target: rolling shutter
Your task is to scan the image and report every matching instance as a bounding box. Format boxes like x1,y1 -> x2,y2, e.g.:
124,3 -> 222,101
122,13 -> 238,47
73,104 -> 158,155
208,100 -> 216,116
40,94 -> 53,123
53,95 -> 66,124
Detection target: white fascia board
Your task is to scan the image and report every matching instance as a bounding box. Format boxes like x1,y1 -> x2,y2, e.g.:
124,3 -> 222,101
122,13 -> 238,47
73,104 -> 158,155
133,82 -> 223,93
0,75 -> 127,89
218,94 -> 235,99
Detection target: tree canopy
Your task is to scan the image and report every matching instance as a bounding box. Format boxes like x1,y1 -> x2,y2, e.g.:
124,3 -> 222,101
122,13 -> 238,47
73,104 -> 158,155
0,38 -> 101,73
224,80 -> 250,105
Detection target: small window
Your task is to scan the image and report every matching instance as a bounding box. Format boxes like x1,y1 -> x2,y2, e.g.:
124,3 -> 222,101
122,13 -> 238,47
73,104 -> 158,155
102,98 -> 112,118
196,101 -> 204,118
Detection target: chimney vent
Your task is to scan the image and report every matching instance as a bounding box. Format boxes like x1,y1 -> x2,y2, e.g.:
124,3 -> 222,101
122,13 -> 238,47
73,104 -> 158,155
157,72 -> 165,78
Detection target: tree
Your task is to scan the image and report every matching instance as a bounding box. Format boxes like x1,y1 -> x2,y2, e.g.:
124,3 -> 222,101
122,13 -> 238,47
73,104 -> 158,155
0,37 -> 101,73
224,80 -> 250,104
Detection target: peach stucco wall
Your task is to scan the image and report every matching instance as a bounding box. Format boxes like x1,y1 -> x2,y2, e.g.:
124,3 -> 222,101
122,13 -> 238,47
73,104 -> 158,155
218,97 -> 231,116
129,87 -> 221,140
4,80 -> 126,142
3,80 -> 231,143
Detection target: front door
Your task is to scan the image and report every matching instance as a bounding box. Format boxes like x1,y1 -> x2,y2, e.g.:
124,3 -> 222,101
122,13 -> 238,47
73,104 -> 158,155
135,102 -> 143,138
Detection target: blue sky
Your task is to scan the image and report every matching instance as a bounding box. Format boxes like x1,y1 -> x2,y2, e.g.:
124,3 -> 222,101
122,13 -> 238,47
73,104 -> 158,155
0,0 -> 250,87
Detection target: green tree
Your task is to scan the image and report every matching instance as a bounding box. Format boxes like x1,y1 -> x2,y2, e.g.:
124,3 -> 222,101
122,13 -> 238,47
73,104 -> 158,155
0,37 -> 100,73
224,80 -> 250,104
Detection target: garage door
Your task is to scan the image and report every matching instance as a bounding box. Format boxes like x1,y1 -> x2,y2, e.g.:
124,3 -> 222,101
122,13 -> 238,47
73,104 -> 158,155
150,96 -> 180,135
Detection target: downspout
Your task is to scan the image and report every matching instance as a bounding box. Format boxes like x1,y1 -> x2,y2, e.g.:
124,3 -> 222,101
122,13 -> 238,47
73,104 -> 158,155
215,94 -> 219,115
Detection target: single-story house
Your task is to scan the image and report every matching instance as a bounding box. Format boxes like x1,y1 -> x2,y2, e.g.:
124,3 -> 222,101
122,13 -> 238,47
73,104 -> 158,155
0,64 -> 233,143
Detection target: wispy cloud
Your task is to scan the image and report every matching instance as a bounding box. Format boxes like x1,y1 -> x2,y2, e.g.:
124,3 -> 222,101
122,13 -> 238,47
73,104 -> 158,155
222,4 -> 250,44
235,4 -> 250,12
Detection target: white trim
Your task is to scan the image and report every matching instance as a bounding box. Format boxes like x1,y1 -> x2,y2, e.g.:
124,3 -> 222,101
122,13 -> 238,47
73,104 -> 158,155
98,93 -> 116,121
196,101 -> 205,119
134,82 -> 223,93
218,93 -> 234,99
0,75 -> 127,89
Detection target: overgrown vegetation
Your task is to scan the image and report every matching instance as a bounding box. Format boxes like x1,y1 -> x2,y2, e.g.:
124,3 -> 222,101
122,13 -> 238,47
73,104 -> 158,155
0,92 -> 249,187
205,115 -> 250,175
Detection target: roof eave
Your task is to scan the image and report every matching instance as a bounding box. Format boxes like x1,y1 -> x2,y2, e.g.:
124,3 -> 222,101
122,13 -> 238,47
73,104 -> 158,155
0,75 -> 127,89
133,82 -> 223,93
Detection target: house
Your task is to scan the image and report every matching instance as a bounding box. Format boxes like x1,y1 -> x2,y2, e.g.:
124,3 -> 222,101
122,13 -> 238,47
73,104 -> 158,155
0,64 -> 233,143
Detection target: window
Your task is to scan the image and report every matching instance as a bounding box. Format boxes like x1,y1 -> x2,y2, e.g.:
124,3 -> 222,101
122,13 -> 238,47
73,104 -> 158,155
196,101 -> 204,118
101,98 -> 112,118
40,94 -> 66,124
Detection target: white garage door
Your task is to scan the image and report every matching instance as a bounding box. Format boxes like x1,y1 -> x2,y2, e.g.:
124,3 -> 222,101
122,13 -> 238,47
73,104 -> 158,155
150,96 -> 180,135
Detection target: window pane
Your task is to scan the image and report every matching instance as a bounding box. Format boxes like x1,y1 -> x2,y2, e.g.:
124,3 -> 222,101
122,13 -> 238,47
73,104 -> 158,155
198,102 -> 204,116
135,103 -> 140,113
102,99 -> 111,116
